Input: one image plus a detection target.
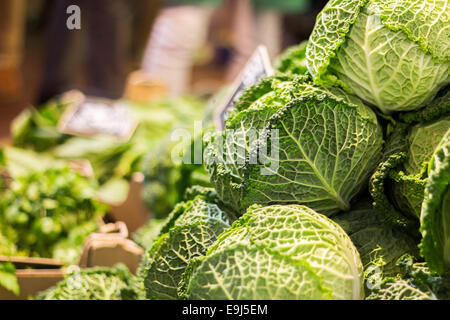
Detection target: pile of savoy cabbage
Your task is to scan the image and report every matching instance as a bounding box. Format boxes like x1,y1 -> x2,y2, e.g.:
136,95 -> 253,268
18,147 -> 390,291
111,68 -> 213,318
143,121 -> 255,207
40,0 -> 450,300
137,0 -> 449,301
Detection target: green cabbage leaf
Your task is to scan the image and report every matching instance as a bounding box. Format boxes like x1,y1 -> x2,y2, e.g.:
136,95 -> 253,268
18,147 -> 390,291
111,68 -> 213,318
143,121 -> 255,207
307,0 -> 450,113
181,205 -> 364,300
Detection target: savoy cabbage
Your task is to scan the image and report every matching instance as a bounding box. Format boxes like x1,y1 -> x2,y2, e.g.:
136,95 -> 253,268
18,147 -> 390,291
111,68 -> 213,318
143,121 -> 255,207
366,255 -> 450,300
142,187 -> 235,300
37,264 -> 139,300
205,75 -> 383,216
306,0 -> 450,113
180,204 -> 364,300
420,129 -> 450,275
15,0 -> 450,301
332,200 -> 419,276
370,92 -> 449,224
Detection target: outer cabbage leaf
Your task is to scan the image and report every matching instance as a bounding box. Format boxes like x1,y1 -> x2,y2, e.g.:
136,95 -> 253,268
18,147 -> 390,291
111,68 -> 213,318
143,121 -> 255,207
274,41 -> 309,76
242,90 -> 383,215
231,75 -> 295,114
204,76 -> 313,213
182,205 -> 364,300
143,189 -> 234,300
399,88 -> 450,125
367,255 -> 450,300
390,117 -> 449,220
405,118 -> 450,175
332,201 -> 419,275
132,219 -> 166,250
182,245 -> 333,300
37,264 -> 138,300
390,172 -> 427,220
373,0 -> 449,62
369,150 -> 420,234
370,98 -> 450,233
306,0 -> 367,84
367,279 -> 434,300
420,129 -> 450,275
307,0 -> 450,113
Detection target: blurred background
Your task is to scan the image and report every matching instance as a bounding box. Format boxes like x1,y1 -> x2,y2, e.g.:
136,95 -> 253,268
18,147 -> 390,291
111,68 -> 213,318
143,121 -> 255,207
0,0 -> 328,139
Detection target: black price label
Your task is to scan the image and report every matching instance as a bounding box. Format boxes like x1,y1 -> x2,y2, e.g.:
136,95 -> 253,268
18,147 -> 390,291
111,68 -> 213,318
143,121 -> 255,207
214,45 -> 274,131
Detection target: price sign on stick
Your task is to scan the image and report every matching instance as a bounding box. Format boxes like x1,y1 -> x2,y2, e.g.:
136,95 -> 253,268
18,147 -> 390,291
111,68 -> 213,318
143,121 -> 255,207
214,45 -> 274,131
58,92 -> 138,141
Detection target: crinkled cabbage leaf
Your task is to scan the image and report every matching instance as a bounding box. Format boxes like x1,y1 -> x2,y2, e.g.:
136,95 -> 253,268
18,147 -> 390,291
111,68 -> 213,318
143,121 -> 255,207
181,205 -> 364,300
205,76 -> 383,216
306,0 -> 450,113
142,187 -> 234,300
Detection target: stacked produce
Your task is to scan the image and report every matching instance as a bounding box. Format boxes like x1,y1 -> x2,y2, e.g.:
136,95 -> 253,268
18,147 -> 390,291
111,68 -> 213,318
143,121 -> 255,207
180,204 -> 364,300
143,187 -> 235,300
0,96 -> 207,297
37,264 -> 141,300
3,0 -> 449,300
134,0 -> 449,301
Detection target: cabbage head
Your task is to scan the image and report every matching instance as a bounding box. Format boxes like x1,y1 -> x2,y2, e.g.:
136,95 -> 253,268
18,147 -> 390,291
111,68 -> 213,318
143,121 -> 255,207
37,264 -> 138,300
391,117 -> 450,220
180,205 -> 364,300
370,91 -> 450,234
306,0 -> 450,114
367,255 -> 450,300
205,75 -> 383,216
420,129 -> 450,275
332,200 -> 419,276
142,187 -> 234,300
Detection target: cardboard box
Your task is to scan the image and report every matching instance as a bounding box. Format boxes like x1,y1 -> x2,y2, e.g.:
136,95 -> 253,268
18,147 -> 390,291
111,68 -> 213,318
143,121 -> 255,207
78,222 -> 144,274
0,256 -> 65,300
0,222 -> 144,300
124,70 -> 167,103
104,172 -> 151,234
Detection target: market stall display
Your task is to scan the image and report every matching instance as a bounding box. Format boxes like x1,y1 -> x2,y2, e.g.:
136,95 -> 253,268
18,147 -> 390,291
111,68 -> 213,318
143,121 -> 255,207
0,0 -> 449,301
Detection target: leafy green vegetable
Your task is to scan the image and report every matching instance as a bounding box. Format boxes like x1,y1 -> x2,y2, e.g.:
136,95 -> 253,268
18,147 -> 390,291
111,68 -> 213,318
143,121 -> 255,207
142,187 -> 234,300
391,118 -> 450,220
306,0 -> 450,113
0,168 -> 106,262
96,177 -> 130,205
420,129 -> 450,275
370,93 -> 450,239
183,245 -> 334,300
12,96 -> 206,187
0,262 -> 19,296
132,219 -> 166,251
332,200 -> 419,275
36,264 -> 138,300
5,2 -> 449,300
181,204 -> 364,300
274,41 -> 309,76
367,255 -> 450,300
206,75 -> 383,215
1,147 -> 66,178
11,101 -> 69,152
51,221 -> 100,265
142,129 -> 212,219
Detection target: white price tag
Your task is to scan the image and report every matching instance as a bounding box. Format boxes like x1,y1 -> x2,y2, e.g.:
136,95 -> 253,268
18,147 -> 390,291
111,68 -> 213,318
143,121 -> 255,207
58,93 -> 137,141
